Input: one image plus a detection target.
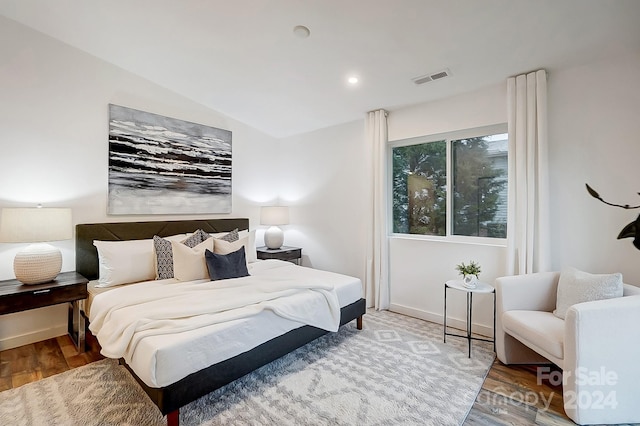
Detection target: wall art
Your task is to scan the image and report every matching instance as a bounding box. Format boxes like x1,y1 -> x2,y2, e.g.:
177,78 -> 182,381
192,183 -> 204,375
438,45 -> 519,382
108,104 -> 232,215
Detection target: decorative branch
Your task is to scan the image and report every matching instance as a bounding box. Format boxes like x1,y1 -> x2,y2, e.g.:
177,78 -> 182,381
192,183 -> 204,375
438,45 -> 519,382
586,183 -> 640,250
585,183 -> 640,210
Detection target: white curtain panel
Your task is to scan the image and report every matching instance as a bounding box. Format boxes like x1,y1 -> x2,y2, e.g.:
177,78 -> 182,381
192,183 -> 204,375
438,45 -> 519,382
365,109 -> 390,310
506,70 -> 551,275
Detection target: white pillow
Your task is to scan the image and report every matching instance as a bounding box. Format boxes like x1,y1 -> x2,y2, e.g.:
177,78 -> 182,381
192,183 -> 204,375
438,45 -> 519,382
172,237 -> 214,281
214,233 -> 252,264
553,267 -> 623,319
94,239 -> 155,288
94,234 -> 186,287
237,229 -> 257,263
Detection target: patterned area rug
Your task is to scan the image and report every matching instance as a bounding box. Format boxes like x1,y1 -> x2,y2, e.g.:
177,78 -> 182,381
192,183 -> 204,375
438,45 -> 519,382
0,310 -> 494,425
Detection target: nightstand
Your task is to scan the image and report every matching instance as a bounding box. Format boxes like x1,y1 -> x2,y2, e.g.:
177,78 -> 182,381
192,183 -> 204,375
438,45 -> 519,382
0,271 -> 88,353
256,246 -> 302,265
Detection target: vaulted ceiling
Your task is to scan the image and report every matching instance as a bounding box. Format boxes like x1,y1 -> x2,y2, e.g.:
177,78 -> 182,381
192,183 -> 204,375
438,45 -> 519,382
1,0 -> 639,137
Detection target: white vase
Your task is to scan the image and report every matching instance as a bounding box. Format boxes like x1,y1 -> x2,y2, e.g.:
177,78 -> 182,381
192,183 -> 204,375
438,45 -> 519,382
463,274 -> 477,289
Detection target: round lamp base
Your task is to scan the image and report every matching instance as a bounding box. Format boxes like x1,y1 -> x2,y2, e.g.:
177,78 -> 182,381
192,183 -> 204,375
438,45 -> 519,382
264,226 -> 284,249
14,243 -> 62,285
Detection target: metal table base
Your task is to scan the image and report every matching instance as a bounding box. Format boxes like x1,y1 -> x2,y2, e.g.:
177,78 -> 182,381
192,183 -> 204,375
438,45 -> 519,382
443,281 -> 496,357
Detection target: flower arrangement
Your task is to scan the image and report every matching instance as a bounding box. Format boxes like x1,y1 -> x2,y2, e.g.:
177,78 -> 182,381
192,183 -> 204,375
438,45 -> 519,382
455,260 -> 481,278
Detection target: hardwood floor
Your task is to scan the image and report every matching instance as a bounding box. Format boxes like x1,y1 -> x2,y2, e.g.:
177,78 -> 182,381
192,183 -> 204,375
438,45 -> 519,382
0,330 -> 575,425
466,360 -> 574,425
0,332 -> 103,392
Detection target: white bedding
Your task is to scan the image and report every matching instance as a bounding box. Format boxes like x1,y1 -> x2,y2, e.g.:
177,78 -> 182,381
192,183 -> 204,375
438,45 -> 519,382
88,260 -> 362,388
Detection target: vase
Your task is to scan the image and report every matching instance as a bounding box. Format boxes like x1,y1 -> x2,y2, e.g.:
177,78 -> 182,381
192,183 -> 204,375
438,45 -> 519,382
463,274 -> 477,289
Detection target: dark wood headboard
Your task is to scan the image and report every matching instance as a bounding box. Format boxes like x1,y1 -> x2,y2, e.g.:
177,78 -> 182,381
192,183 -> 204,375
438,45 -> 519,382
75,218 -> 249,280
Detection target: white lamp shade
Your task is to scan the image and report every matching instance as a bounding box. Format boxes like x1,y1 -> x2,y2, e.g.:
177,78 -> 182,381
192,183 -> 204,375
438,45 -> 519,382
260,206 -> 289,226
0,207 -> 72,284
0,208 -> 72,243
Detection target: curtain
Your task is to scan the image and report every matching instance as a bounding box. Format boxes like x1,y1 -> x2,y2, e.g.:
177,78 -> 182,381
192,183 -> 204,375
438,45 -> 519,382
365,109 -> 390,310
506,70 -> 550,275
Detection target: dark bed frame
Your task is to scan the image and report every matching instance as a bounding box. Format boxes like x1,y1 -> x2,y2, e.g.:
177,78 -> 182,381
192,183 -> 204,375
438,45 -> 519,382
75,218 -> 366,426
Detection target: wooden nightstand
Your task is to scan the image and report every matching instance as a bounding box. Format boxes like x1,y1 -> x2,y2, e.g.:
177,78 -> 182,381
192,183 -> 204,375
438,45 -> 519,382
256,246 -> 302,265
0,271 -> 88,353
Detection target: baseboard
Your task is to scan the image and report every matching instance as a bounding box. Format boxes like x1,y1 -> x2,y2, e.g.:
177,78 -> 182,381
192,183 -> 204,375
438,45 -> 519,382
389,303 -> 493,338
0,325 -> 67,351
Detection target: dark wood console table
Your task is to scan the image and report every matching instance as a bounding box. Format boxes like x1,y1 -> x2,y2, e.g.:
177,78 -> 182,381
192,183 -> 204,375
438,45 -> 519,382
0,271 -> 88,352
256,246 -> 302,265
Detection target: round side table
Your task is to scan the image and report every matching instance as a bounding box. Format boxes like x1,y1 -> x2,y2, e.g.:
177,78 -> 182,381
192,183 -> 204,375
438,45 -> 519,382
443,279 -> 496,357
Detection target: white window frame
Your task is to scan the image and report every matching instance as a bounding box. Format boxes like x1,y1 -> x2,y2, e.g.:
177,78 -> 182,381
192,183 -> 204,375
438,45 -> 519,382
388,123 -> 508,246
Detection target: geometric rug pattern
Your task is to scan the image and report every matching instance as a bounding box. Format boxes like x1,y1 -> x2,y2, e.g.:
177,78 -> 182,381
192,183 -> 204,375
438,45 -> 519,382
0,309 -> 494,425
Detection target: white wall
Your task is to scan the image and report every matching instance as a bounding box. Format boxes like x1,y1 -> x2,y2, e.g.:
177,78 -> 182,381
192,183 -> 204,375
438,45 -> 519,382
384,53 -> 640,335
387,84 -> 508,335
0,17 -> 279,350
269,83 -> 508,336
270,51 -> 640,340
548,52 -> 640,284
278,121 -> 368,283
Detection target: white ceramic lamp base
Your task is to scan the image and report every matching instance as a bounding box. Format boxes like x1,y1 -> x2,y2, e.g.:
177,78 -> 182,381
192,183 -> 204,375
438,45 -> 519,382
14,243 -> 62,285
264,226 -> 284,249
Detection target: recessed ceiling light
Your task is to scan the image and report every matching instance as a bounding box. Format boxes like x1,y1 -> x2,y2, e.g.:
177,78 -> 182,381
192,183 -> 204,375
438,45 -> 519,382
293,25 -> 310,38
348,76 -> 359,85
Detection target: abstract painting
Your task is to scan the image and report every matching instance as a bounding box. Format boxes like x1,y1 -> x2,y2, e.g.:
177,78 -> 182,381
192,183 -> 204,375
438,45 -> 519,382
108,104 -> 232,215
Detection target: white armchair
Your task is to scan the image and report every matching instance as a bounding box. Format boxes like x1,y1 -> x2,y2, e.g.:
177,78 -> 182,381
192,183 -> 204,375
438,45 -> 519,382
495,272 -> 640,425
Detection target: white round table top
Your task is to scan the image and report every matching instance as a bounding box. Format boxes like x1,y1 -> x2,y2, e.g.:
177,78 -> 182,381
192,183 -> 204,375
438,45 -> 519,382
445,279 -> 494,294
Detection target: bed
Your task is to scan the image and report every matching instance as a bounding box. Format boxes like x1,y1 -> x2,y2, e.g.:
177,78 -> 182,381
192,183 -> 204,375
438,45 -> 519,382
75,218 -> 366,426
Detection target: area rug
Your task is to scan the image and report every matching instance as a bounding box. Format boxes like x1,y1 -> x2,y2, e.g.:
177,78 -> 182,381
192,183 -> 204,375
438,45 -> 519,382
0,309 -> 494,425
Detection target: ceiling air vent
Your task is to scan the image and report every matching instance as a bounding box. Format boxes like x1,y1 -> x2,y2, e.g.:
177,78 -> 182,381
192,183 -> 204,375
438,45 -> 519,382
412,69 -> 451,85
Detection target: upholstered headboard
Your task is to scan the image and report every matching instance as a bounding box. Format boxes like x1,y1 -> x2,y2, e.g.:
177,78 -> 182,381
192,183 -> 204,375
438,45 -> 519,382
75,218 -> 249,280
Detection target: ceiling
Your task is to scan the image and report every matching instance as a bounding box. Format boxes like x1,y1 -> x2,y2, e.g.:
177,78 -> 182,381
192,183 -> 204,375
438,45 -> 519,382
1,0 -> 639,138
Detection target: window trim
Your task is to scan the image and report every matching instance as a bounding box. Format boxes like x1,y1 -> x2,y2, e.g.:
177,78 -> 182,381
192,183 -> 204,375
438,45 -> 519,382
388,123 -> 508,245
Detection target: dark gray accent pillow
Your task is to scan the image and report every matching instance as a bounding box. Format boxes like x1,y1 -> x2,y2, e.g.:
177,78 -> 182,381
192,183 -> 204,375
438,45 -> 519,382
205,247 -> 249,281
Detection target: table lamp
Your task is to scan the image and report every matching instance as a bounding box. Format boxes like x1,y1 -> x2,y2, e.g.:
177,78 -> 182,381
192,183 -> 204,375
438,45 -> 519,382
0,207 -> 72,284
260,206 -> 289,249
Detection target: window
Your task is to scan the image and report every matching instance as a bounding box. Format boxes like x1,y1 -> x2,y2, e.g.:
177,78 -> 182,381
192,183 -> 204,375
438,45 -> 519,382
391,126 -> 508,239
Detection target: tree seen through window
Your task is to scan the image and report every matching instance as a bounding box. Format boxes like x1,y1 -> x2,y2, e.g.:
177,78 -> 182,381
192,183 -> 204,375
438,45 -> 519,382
392,131 -> 507,238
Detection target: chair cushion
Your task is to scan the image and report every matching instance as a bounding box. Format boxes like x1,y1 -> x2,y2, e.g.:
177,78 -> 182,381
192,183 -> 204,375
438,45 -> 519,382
553,267 -> 623,320
502,310 -> 565,361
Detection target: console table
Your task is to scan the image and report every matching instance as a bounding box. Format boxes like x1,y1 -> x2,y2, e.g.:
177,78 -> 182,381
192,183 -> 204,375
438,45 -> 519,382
0,271 -> 88,352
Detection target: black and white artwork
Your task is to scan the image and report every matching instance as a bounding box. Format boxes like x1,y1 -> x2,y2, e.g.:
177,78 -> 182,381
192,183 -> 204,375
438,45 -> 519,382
108,104 -> 232,215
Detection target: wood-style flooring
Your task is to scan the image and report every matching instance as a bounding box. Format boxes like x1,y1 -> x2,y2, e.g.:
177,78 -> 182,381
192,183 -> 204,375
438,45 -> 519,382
466,361 -> 574,425
0,331 -> 576,425
0,332 -> 103,392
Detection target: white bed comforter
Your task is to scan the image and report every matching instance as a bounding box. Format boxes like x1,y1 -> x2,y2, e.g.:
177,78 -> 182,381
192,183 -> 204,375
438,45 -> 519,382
88,266 -> 340,359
